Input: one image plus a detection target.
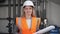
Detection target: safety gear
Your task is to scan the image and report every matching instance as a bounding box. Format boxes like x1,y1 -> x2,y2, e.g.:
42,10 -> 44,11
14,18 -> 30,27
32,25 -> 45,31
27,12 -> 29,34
16,17 -> 41,34
21,17 -> 37,34
23,0 -> 34,8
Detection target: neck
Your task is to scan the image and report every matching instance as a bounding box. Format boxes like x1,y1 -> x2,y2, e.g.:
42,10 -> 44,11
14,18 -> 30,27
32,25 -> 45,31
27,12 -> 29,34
25,15 -> 31,19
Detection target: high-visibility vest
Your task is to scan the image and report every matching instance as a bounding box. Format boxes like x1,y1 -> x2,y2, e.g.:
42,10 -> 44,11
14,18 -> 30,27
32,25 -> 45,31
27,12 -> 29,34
16,17 -> 41,34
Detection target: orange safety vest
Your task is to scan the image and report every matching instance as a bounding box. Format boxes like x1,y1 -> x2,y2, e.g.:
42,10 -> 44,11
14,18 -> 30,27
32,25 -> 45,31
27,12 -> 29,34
16,17 -> 40,34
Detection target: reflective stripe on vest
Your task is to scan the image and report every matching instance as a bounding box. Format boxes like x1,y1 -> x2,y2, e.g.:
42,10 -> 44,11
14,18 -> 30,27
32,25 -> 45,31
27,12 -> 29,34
16,17 -> 22,34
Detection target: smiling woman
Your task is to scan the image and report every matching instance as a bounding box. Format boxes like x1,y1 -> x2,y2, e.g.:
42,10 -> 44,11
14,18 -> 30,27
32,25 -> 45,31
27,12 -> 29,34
21,1 -> 36,17
16,0 -> 41,34
23,6 -> 34,18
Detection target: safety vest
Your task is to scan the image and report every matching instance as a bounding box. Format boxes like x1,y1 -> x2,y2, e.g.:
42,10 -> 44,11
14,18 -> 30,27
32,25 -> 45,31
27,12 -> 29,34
16,17 -> 41,34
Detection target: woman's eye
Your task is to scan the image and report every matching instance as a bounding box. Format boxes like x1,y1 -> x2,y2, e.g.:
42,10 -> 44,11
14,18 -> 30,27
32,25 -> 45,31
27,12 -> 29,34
29,8 -> 31,9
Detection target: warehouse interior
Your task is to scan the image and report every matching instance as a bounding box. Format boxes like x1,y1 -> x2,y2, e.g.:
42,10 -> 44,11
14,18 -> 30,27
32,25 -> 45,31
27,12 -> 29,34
0,0 -> 60,34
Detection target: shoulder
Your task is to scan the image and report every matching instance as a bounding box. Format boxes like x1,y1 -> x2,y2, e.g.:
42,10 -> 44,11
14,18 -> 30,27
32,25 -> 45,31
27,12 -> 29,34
16,17 -> 21,26
36,17 -> 41,23
16,17 -> 21,22
16,17 -> 21,19
36,17 -> 41,20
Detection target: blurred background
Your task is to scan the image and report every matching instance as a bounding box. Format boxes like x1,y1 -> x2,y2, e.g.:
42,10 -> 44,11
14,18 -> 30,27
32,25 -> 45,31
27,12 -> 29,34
0,0 -> 60,34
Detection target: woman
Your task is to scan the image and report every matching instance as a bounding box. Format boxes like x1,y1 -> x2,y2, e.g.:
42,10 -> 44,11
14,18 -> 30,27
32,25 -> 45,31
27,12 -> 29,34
16,0 -> 41,34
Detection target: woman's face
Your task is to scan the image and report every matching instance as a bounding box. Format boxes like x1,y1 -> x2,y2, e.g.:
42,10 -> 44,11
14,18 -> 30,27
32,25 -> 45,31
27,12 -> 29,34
23,6 -> 33,16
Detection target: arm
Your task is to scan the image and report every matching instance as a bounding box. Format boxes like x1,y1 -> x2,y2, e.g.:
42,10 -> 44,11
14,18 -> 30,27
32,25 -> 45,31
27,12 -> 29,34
16,17 -> 21,30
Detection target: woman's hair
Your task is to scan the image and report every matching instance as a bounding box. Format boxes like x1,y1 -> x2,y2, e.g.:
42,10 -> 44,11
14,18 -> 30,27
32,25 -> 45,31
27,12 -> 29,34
21,6 -> 36,17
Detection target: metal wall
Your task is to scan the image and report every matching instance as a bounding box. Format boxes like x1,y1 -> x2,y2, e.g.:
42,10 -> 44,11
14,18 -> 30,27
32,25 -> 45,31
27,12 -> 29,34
46,0 -> 60,27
